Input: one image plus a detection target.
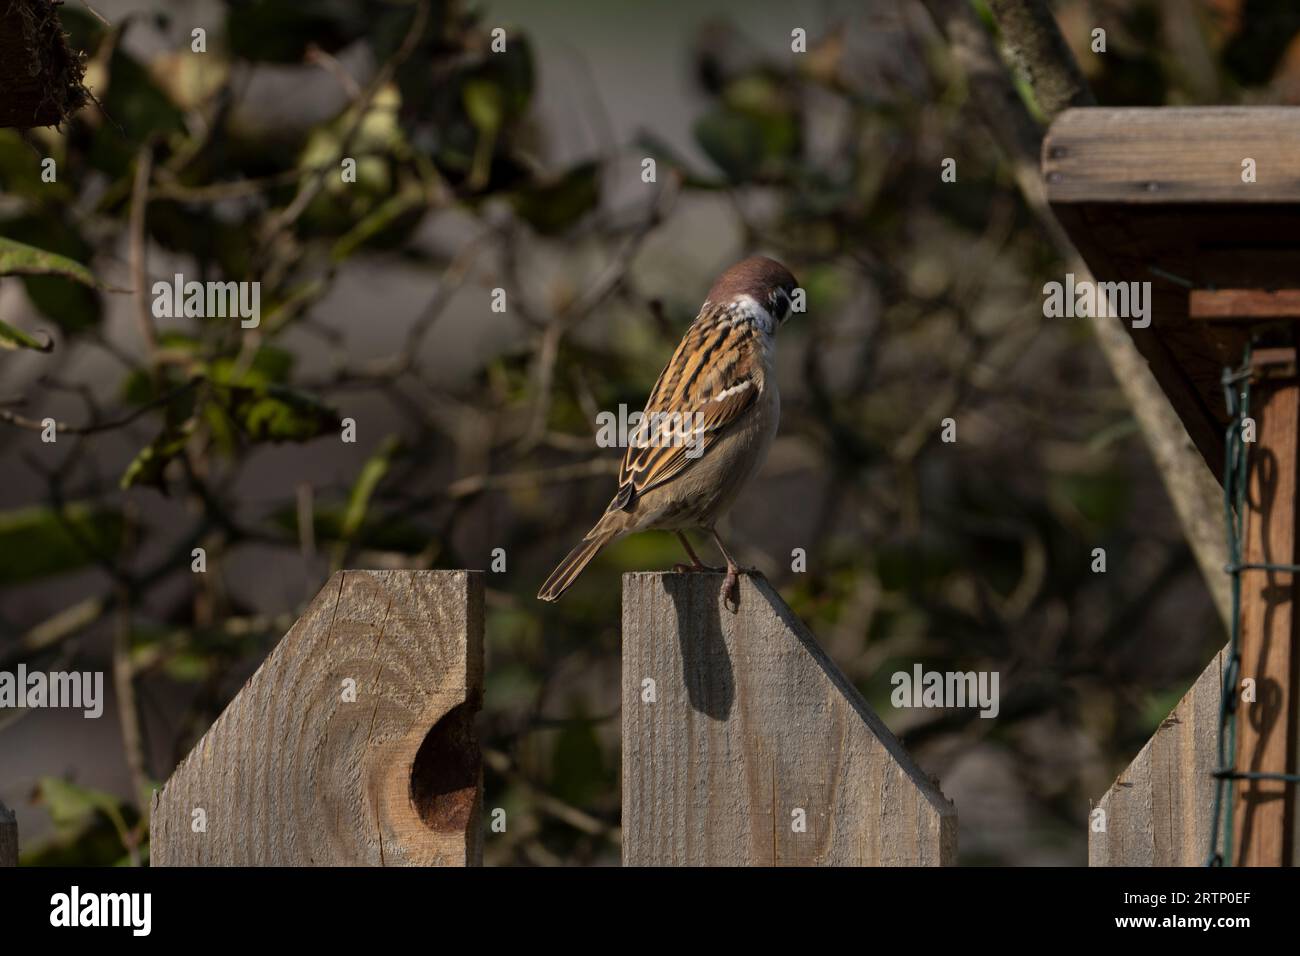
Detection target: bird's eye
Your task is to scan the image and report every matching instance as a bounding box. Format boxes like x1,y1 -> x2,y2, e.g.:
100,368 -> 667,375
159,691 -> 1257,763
772,293 -> 790,323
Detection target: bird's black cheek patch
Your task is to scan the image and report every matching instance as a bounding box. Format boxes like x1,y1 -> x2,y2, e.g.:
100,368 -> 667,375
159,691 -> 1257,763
772,296 -> 790,323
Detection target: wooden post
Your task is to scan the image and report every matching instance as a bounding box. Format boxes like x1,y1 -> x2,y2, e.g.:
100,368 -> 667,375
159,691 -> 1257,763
621,572 -> 956,865
1045,108 -> 1300,866
1043,107 -> 1300,479
150,570 -> 484,866
0,799 -> 17,866
1190,290 -> 1300,322
1234,366 -> 1300,866
1089,648 -> 1226,866
1091,341 -> 1300,866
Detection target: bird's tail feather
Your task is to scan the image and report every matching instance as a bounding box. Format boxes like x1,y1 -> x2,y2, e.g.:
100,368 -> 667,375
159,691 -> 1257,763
537,527 -> 620,602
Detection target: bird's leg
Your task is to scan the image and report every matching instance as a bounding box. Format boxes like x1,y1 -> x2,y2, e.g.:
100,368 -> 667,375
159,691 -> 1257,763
673,531 -> 722,572
710,528 -> 744,612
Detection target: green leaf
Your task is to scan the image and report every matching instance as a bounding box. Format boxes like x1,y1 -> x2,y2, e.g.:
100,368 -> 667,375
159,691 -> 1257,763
213,383 -> 341,443
37,777 -> 129,834
693,109 -> 766,183
55,6 -> 109,57
298,84 -> 404,191
0,216 -> 103,332
550,708 -> 609,805
0,504 -> 123,584
205,346 -> 295,388
88,46 -> 185,177
338,435 -> 402,541
24,777 -> 139,866
330,181 -> 426,261
120,422 -> 195,491
509,162 -> 600,235
463,79 -> 505,135
0,130 -> 73,204
0,236 -> 98,287
1050,470 -> 1131,530
163,649 -> 213,682
463,34 -> 534,123
226,0 -> 368,62
121,369 -> 155,405
0,317 -> 52,351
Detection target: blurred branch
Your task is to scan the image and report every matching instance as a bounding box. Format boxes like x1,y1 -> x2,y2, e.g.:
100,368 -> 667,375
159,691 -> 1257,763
151,154 -> 391,203
128,142 -> 158,357
444,457 -> 618,501
259,0 -> 430,251
112,506 -> 148,865
0,377 -> 198,435
306,44 -> 362,100
0,514 -> 220,669
3,595 -> 105,666
1158,0 -> 1220,101
985,0 -> 1095,117
919,0 -> 1231,629
79,2 -> 110,26
483,747 -> 620,842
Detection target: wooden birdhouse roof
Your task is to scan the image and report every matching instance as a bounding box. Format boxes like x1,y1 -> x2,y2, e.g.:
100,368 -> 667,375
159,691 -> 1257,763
1043,107 -> 1300,479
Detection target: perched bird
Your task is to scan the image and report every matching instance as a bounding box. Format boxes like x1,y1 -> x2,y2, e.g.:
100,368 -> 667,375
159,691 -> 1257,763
538,255 -> 798,610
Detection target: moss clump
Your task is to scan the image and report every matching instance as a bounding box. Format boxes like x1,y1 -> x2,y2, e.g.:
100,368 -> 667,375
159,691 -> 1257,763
0,0 -> 88,129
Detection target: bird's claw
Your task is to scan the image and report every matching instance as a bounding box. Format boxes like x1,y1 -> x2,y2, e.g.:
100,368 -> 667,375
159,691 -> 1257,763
721,565 -> 741,613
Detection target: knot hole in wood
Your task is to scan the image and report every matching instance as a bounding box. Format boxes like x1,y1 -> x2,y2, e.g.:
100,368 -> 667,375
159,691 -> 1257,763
410,700 -> 480,833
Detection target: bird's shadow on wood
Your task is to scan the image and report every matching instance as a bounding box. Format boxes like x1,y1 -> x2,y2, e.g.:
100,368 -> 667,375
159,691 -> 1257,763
663,573 -> 734,721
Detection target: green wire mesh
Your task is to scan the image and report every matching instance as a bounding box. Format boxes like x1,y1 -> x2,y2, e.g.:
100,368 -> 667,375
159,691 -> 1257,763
1206,342 -> 1300,866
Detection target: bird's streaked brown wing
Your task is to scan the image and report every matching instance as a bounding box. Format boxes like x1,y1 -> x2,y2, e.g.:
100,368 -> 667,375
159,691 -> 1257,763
610,304 -> 764,511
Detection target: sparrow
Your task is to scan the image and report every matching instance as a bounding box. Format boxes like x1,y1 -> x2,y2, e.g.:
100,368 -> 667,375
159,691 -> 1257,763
537,255 -> 798,610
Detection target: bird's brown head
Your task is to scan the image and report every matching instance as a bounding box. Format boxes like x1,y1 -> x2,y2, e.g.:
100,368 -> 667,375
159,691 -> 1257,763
707,255 -> 799,326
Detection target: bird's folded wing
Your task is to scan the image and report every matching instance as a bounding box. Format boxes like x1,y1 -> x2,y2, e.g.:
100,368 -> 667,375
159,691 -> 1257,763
613,311 -> 762,508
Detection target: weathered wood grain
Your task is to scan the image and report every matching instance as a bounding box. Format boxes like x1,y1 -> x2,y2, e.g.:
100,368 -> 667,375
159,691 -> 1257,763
1234,379 -> 1299,865
1190,290 -> 1300,322
1089,647 -> 1226,866
151,570 -> 483,866
1043,107 -> 1300,481
1044,107 -> 1300,203
0,799 -> 16,866
621,572 -> 956,866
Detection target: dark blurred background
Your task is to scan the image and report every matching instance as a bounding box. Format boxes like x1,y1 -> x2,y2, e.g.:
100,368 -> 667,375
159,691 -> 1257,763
2,0 -> 1291,865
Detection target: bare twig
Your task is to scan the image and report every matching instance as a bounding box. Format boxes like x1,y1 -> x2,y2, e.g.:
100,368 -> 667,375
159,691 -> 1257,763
128,142 -> 158,356
306,44 -> 363,100
0,378 -> 199,436
111,506 -> 149,864
985,0 -> 1095,117
483,747 -> 620,841
79,1 -> 110,26
445,457 -> 618,500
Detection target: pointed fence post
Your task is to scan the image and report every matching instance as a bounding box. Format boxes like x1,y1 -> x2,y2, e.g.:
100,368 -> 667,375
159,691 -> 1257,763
621,572 -> 956,865
150,570 -> 484,866
1045,106 -> 1300,867
1089,648 -> 1227,866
